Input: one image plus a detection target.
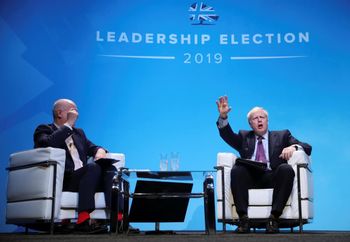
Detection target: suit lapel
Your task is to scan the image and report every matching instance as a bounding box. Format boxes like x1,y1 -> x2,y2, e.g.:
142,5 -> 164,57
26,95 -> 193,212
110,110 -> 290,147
51,123 -> 75,159
73,129 -> 88,164
71,129 -> 82,154
50,123 -> 58,131
268,131 -> 276,160
247,132 -> 256,158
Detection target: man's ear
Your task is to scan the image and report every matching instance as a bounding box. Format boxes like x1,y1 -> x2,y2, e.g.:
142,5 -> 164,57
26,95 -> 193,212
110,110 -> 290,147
248,120 -> 253,128
57,110 -> 63,119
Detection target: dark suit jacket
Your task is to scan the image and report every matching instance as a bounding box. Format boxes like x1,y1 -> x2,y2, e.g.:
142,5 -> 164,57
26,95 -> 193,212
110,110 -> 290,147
34,123 -> 102,173
218,124 -> 312,170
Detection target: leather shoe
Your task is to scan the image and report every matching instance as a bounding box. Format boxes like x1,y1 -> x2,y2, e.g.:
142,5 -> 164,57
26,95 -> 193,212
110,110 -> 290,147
266,215 -> 279,234
54,223 -> 74,234
235,215 -> 250,233
128,225 -> 140,234
74,220 -> 108,234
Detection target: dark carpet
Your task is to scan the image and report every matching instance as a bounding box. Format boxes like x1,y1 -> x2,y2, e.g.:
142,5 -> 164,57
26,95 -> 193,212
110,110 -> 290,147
1,231 -> 350,242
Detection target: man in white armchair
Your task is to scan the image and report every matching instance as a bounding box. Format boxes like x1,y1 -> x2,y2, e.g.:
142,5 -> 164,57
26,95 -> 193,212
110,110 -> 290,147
34,98 -> 116,233
216,96 -> 312,233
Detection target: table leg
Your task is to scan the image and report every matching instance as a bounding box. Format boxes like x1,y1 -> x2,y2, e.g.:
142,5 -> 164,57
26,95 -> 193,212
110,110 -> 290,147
110,173 -> 120,234
204,174 -> 216,235
123,180 -> 130,233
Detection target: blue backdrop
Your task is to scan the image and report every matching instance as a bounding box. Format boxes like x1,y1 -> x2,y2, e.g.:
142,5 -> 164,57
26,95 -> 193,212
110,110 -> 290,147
1,0 -> 350,232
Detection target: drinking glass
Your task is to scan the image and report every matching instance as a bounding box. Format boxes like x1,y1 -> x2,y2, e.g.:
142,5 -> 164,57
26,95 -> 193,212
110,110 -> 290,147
159,153 -> 168,171
170,152 -> 180,171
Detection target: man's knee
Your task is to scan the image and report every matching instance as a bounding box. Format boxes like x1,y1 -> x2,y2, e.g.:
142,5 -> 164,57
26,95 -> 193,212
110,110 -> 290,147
275,163 -> 295,178
103,165 -> 117,172
231,165 -> 250,181
85,162 -> 102,176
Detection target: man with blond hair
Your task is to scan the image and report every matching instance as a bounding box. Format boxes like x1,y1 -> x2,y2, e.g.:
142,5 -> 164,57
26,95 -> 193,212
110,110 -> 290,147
216,96 -> 312,233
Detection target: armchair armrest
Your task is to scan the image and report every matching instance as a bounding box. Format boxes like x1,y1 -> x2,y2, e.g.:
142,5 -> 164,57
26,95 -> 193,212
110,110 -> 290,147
287,150 -> 311,167
87,152 -> 126,169
9,147 -> 66,168
287,150 -> 313,220
216,152 -> 237,169
215,152 -> 237,221
7,148 -> 66,221
106,153 -> 125,169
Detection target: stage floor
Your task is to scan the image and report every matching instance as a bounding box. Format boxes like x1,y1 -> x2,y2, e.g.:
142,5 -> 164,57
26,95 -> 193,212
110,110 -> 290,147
1,231 -> 350,242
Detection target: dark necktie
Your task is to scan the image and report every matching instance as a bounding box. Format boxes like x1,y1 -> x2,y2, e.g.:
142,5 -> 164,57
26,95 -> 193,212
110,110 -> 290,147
255,136 -> 267,163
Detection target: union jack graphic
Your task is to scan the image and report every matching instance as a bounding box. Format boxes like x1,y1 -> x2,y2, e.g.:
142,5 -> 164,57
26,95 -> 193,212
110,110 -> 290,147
189,2 -> 219,25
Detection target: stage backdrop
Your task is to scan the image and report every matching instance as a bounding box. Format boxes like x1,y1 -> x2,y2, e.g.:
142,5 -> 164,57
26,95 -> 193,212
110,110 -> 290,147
1,0 -> 350,232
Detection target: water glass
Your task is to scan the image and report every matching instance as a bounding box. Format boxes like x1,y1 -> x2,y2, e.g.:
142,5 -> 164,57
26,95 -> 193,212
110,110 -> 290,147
170,152 -> 180,171
159,153 -> 168,171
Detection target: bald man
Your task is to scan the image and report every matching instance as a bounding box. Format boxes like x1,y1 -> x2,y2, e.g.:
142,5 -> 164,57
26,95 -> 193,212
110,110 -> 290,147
34,99 -> 113,233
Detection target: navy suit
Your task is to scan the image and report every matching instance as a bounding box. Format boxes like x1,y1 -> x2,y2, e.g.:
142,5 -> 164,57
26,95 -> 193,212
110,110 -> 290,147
34,124 -> 101,172
218,123 -> 312,217
218,124 -> 312,169
34,123 -> 117,212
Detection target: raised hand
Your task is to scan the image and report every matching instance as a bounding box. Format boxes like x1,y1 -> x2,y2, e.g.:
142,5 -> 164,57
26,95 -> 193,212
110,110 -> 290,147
66,108 -> 79,127
216,95 -> 232,119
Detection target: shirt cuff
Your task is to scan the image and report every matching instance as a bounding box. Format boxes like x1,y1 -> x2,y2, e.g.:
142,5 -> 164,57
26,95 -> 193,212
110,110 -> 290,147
217,116 -> 229,129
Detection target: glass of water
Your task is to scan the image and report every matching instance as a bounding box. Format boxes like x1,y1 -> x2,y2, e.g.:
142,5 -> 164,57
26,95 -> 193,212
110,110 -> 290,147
159,153 -> 168,171
170,152 -> 180,171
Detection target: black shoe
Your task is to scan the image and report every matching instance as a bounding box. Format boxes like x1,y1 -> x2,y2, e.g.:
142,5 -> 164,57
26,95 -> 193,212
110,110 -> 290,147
74,220 -> 109,234
266,215 -> 279,234
128,225 -> 140,234
54,223 -> 74,234
235,215 -> 250,233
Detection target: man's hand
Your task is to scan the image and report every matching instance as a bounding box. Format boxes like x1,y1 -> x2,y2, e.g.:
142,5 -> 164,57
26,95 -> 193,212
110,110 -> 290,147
66,108 -> 79,127
279,145 -> 297,160
94,148 -> 107,160
216,95 -> 232,119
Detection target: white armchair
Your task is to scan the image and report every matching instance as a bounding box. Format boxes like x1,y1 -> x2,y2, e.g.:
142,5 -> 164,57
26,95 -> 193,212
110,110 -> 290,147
6,147 -> 125,233
216,150 -> 313,232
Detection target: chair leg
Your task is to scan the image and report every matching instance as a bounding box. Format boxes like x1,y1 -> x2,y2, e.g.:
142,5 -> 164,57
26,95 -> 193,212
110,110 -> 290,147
50,219 -> 55,234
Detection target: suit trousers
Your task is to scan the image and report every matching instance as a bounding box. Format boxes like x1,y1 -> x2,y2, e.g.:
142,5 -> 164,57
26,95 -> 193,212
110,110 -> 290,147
63,163 -> 119,213
230,163 -> 295,218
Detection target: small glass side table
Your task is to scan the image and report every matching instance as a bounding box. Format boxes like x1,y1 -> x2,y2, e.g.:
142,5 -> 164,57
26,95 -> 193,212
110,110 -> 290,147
110,169 -> 216,235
